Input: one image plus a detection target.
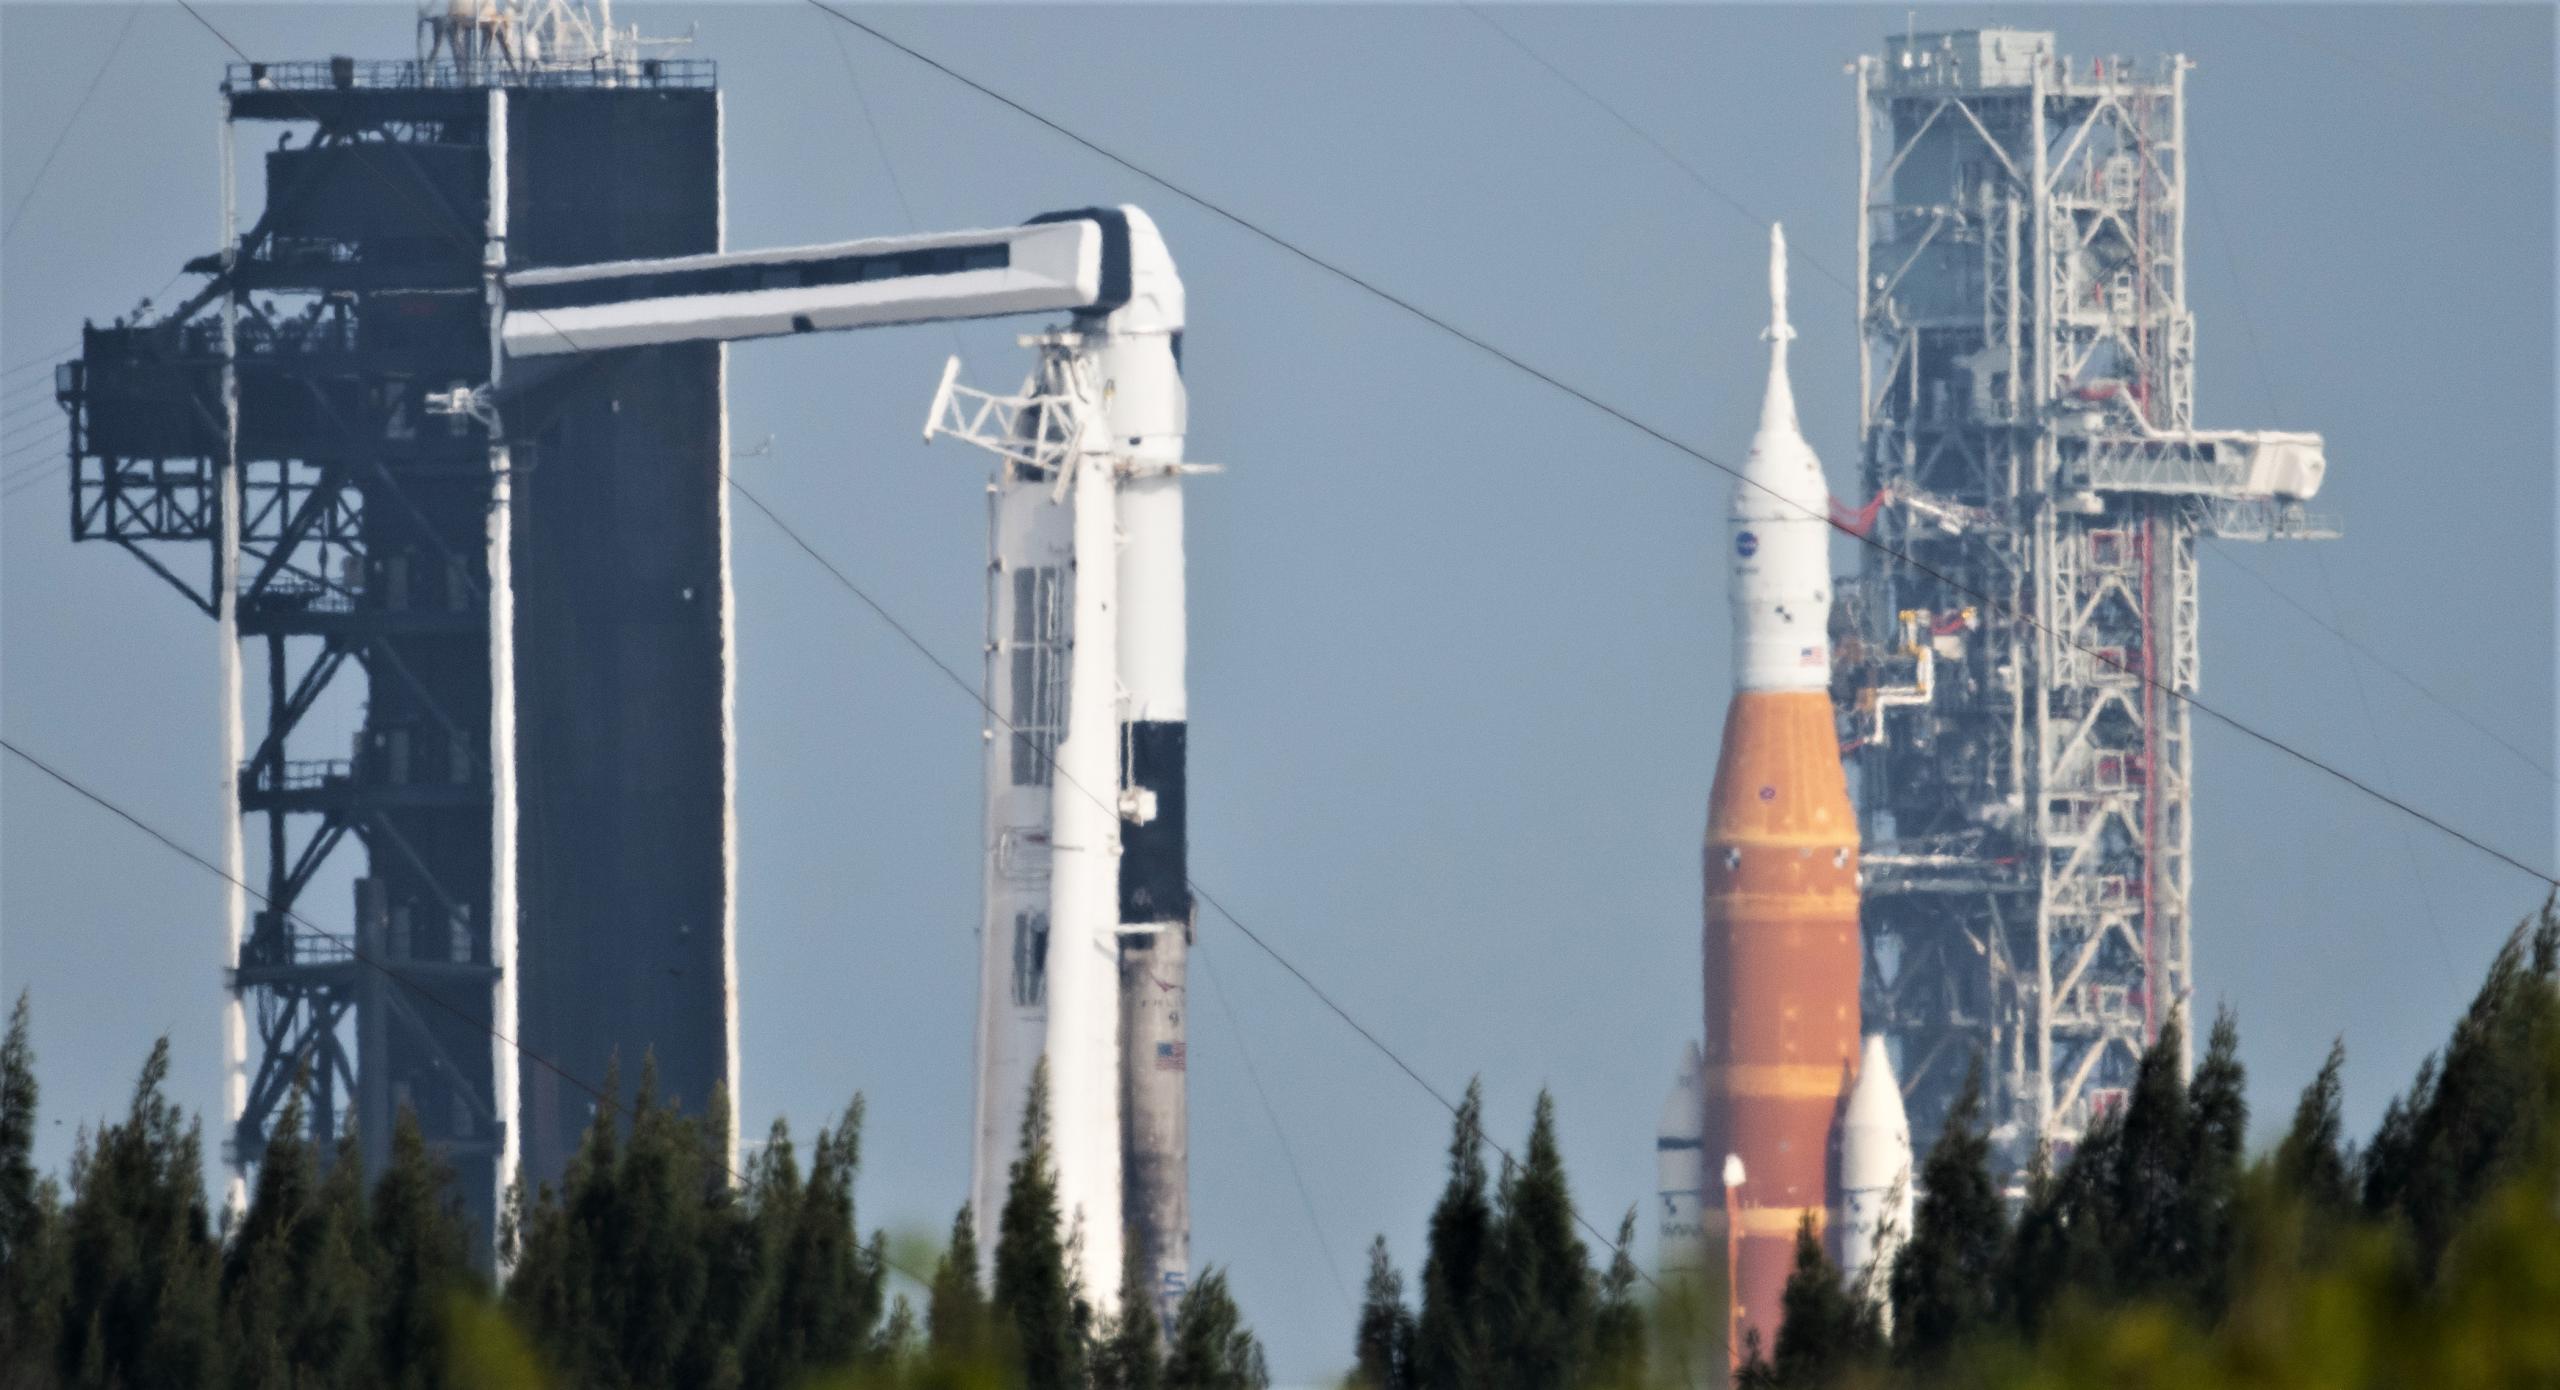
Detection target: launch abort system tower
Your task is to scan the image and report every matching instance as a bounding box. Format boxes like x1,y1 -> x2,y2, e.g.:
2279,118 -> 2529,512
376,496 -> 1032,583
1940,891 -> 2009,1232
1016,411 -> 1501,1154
1843,29 -> 2332,1169
53,18 -> 733,1245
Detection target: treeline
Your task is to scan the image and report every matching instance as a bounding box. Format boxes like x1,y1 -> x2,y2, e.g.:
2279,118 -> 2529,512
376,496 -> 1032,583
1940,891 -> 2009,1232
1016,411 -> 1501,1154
1738,904 -> 2560,1389
0,1007 -> 1268,1389
4,904 -> 2555,1389
1339,906 -> 2560,1390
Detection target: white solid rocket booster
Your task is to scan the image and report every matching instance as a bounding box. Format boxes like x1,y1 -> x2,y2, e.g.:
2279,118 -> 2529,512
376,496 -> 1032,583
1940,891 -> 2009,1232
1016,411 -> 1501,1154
1656,1041 -> 1709,1283
1835,1035 -> 1914,1311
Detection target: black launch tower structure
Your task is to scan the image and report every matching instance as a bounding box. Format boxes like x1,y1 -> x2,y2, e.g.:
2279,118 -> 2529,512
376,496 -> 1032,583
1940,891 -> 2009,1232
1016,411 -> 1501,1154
53,46 -> 734,1248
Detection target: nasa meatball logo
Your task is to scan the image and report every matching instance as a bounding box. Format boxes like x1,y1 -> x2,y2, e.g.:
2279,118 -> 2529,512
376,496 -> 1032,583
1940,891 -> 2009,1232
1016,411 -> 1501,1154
1735,530 -> 1760,558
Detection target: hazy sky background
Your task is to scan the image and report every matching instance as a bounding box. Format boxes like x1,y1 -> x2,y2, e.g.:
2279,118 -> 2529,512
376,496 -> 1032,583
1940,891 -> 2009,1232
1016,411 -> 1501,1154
3,4 -> 2552,1382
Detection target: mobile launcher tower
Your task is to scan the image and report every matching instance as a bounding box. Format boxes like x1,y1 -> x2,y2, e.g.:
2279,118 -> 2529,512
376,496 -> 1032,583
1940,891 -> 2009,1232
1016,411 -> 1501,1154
1841,29 -> 2334,1171
51,5 -> 732,1245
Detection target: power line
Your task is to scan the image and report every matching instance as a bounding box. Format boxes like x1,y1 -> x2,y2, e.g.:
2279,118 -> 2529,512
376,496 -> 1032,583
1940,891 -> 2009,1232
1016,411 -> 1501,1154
0,348 -> 78,380
722,467 -> 1681,1311
0,733 -> 941,1290
800,1 -> 2560,897
2208,543 -> 2553,783
2,1 -> 145,241
1,461 -> 66,503
1199,954 -> 1353,1312
1460,3 -> 1854,298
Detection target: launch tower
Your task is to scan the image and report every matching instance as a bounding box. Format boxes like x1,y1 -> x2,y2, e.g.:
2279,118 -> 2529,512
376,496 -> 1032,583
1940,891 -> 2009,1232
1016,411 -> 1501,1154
51,4 -> 730,1246
1844,29 -> 2332,1169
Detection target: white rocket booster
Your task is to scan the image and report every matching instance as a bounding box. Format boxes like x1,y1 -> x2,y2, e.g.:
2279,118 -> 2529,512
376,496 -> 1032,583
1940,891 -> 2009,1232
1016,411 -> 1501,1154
1656,1042 -> 1709,1283
1835,1035 -> 1914,1314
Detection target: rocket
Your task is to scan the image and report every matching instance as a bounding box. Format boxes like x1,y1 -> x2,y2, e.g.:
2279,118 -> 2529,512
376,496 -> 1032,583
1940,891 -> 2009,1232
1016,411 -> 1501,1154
965,208 -> 1194,1319
1675,223 -> 1911,1364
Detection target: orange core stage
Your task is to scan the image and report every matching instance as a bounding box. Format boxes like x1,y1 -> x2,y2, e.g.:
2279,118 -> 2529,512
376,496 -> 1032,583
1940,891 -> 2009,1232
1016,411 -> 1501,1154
1700,687 -> 1861,1362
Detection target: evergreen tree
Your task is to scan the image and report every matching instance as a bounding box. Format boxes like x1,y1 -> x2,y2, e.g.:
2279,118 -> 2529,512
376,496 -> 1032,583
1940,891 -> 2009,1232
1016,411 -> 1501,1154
1889,1062 -> 2002,1368
0,992 -> 65,1388
993,1061 -> 1088,1390
57,1037 -> 219,1388
1164,1268 -> 1268,1390
877,1293 -> 919,1366
2102,1013 -> 2195,1299
2273,1039 -> 2354,1216
739,1099 -> 882,1386
1487,1091 -> 1592,1390
368,1105 -> 476,1390
1411,1080 -> 1495,1390
2179,1009 -> 2250,1310
2360,906 -> 2560,1273
927,1204 -> 996,1364
1093,1234 -> 1165,1390
1349,1236 -> 1414,1390
220,1080 -> 372,1388
1588,1210 -> 1645,1390
1,993 -> 39,1274
1760,1214 -> 1882,1389
504,1055 -> 759,1389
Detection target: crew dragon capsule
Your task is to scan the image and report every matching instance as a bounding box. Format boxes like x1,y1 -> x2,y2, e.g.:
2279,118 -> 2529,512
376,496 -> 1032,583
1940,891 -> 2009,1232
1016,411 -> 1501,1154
1686,225 -> 1909,1364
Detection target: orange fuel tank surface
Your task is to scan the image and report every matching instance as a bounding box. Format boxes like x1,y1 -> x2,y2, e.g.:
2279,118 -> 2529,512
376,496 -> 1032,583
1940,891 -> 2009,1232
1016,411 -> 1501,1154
1700,686 -> 1861,1360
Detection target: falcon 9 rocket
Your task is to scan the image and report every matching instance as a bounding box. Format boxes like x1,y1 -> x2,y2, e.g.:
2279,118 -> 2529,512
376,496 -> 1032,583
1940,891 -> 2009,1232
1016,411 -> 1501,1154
1697,224 -> 1865,1361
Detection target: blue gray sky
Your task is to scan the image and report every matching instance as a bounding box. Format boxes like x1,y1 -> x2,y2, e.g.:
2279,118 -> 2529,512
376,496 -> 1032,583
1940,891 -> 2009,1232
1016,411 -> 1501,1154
3,4 -> 2552,1383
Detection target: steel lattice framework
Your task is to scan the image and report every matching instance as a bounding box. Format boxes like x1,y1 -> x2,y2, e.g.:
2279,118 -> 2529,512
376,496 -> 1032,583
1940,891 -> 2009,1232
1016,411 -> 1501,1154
1843,29 -> 2335,1172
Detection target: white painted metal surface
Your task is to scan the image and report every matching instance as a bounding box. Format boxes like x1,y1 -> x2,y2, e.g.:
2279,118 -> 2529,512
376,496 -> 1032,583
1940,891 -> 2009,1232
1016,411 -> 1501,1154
1655,1042 -> 1708,1283
500,221 -> 1103,357
959,356 -> 1080,1259
1731,224 -> 1834,694
1836,1035 -> 1914,1316
483,89 -> 524,1241
1043,361 -> 1128,1312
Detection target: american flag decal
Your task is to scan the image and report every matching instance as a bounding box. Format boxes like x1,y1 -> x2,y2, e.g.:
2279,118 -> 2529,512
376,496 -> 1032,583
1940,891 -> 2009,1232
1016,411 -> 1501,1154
1800,646 -> 1823,667
1155,1041 -> 1186,1072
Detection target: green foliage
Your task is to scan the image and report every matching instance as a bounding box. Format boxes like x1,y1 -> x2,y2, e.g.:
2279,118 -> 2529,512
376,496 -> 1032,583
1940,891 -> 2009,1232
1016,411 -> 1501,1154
1586,1212 -> 1645,1390
369,1106 -> 479,1390
992,1060 -> 1088,1390
219,1080 -> 372,1388
1411,1079 -> 1495,1389
1093,1236 -> 1165,1390
1164,1268 -> 1268,1390
1489,1092 -> 1594,1390
928,1204 -> 997,1367
1,992 -> 66,1389
57,1036 -> 220,1387
1349,1235 -> 1414,1390
2357,904 -> 2560,1272
1748,1214 -> 1881,1388
2271,1040 -> 2353,1219
1889,1062 -> 2003,1367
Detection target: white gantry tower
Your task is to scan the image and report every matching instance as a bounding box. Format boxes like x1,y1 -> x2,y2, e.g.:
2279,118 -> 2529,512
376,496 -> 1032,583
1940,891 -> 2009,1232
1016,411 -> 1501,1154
1844,29 -> 2334,1171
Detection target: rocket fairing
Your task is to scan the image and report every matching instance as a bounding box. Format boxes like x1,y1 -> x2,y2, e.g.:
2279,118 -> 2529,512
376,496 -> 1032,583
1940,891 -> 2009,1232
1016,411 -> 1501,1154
1700,224 -> 1863,1362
